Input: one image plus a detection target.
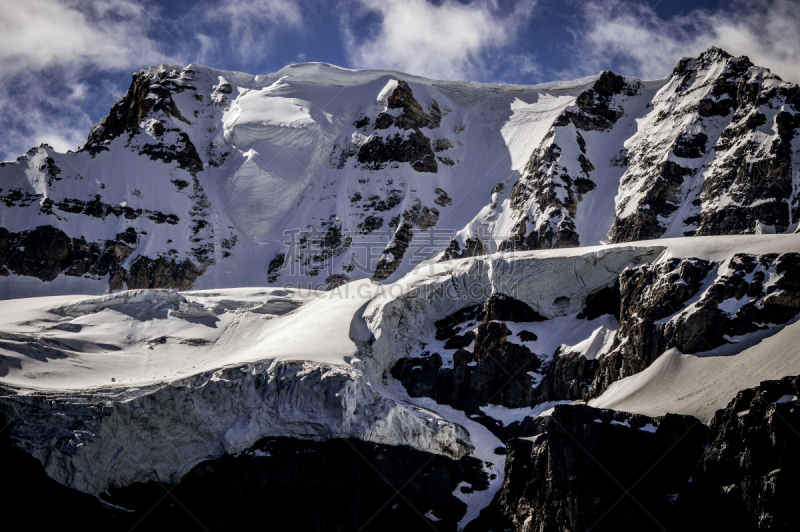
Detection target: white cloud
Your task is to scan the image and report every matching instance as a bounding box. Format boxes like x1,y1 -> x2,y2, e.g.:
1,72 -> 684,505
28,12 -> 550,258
0,0 -> 165,76
213,0 -> 302,26
206,0 -> 304,60
3,107 -> 92,157
577,0 -> 800,84
0,71 -> 98,158
343,0 -> 536,80
193,33 -> 221,67
0,0 -> 173,160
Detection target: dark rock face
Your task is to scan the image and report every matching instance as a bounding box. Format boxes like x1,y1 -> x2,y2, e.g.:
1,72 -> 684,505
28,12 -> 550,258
434,187 -> 452,207
373,222 -> 414,282
606,49 -> 752,243
592,257 -> 713,394
391,331 -> 541,414
673,132 -> 709,159
324,273 -> 350,290
138,130 -> 204,174
373,202 -> 440,282
0,225 -> 208,291
46,194 -> 180,224
594,253 -> 800,396
285,222 -> 354,282
0,417 -> 487,532
267,252 -> 286,283
360,189 -> 403,212
440,236 -> 487,261
358,129 -> 438,173
375,80 -> 441,131
0,225 -> 72,282
662,252 -> 800,352
533,350 -> 598,405
483,293 -> 547,323
558,71 -> 636,131
501,72 -> 639,252
84,69 -> 194,151
467,404 -> 709,532
0,187 -> 41,208
609,48 -> 800,243
394,250 -> 800,436
391,295 -> 547,413
0,226 -> 134,285
470,377 -> 800,532
687,68 -> 800,237
675,375 -> 800,532
391,288 -> 620,416
357,80 -> 440,173
608,160 -> 694,242
358,215 -> 384,233
688,108 -> 800,236
127,255 -> 202,291
466,378 -> 800,532
394,250 -> 800,427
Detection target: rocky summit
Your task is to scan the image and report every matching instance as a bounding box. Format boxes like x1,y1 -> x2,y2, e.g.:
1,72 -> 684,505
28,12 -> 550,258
2,48 -> 800,531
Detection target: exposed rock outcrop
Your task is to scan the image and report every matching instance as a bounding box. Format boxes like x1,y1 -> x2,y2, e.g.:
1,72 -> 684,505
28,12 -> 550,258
372,202 -> 440,282
470,377 -> 800,532
0,226 -> 134,286
391,294 -> 548,412
675,375 -> 800,531
609,48 -> 800,243
358,129 -> 438,173
84,68 -> 194,151
592,257 -> 713,394
501,72 -> 639,251
467,404 -> 709,532
357,80 -> 439,173
594,252 -> 800,395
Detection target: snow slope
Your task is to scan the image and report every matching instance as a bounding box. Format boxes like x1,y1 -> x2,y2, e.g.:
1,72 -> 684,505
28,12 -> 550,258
2,48 -> 797,297
2,234 -> 800,519
589,317 -> 800,422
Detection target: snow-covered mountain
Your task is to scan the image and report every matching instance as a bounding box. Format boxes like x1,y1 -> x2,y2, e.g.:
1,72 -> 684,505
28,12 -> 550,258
1,48 -> 799,298
2,47 -> 800,532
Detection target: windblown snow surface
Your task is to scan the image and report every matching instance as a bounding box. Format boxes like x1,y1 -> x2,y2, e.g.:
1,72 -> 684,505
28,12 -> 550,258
3,234 -> 800,528
0,62 -> 608,298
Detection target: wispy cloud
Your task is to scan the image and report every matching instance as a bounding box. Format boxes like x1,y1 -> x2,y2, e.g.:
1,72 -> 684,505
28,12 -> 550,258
0,0 -> 165,76
574,0 -> 800,83
342,0 -> 536,81
201,0 -> 304,62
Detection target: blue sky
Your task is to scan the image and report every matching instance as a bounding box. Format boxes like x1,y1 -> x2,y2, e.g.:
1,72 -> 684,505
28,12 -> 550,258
1,0 -> 799,161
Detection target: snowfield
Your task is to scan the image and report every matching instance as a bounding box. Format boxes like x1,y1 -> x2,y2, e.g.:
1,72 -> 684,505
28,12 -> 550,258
3,233 -> 800,525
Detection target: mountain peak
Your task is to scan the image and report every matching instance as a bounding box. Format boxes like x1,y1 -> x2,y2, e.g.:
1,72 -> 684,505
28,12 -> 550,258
2,49 -> 800,295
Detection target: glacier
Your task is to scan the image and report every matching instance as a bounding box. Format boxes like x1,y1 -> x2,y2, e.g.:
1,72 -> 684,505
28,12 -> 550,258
3,234 -> 800,521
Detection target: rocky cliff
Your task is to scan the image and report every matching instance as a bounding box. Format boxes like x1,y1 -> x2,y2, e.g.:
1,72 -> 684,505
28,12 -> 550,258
468,375 -> 800,532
